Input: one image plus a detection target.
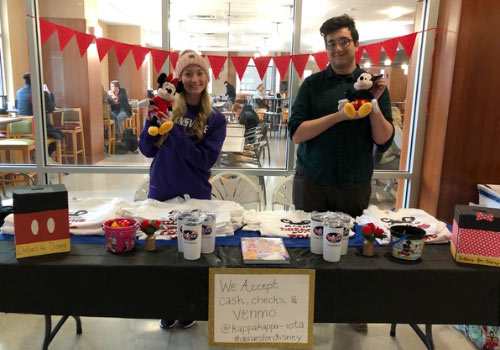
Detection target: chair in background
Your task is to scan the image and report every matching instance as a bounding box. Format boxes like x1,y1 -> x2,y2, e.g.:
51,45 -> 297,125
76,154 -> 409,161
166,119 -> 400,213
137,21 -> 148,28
210,172 -> 262,210
55,108 -> 86,164
256,108 -> 266,122
123,103 -> 136,135
103,105 -> 116,154
272,175 -> 294,210
279,108 -> 289,137
133,176 -> 150,201
0,117 -> 36,187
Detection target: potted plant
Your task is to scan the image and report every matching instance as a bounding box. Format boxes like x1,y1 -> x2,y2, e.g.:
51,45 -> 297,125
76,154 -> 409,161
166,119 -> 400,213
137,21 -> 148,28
361,223 -> 386,256
140,219 -> 162,251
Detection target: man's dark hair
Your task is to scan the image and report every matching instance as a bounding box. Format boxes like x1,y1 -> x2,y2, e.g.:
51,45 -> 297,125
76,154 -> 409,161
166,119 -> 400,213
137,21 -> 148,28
320,14 -> 359,44
110,80 -> 120,88
23,72 -> 31,85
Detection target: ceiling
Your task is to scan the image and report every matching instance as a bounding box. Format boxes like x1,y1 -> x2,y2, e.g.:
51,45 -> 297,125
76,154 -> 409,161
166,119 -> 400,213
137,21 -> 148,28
98,0 -> 418,54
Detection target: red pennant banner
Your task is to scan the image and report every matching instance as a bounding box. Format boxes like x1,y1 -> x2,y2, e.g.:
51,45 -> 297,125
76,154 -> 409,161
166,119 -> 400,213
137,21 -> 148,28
114,42 -> 133,66
39,19 -> 57,44
292,54 -> 310,79
56,25 -> 75,51
231,56 -> 252,80
312,52 -> 329,70
381,38 -> 399,62
399,32 -> 418,57
170,51 -> 179,70
273,55 -> 292,78
132,45 -> 150,70
74,32 -> 94,57
364,43 -> 382,66
96,38 -> 114,62
150,49 -> 169,73
207,55 -> 227,80
355,46 -> 364,64
253,56 -> 272,80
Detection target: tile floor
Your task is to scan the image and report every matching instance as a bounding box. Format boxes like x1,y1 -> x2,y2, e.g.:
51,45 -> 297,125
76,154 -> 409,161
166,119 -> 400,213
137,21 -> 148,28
0,314 -> 475,350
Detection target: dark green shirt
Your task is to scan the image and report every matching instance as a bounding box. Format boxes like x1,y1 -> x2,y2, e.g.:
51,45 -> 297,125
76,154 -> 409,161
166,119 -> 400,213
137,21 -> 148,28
289,64 -> 394,188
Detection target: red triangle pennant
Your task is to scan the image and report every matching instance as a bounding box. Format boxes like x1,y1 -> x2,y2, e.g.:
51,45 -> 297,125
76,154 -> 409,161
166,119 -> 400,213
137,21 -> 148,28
39,19 -> 57,45
365,43 -> 382,66
114,42 -> 133,66
399,32 -> 418,57
312,52 -> 329,70
170,51 -> 179,70
381,38 -> 399,62
273,55 -> 292,79
231,56 -> 252,80
292,54 -> 310,79
253,56 -> 272,80
132,45 -> 150,70
96,38 -> 114,62
207,55 -> 227,80
56,25 -> 75,51
150,49 -> 169,73
74,31 -> 94,57
355,46 -> 364,64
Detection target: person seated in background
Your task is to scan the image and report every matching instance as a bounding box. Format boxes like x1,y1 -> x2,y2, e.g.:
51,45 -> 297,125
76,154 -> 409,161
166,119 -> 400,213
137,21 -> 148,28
239,104 -> 259,132
253,83 -> 267,109
107,80 -> 132,136
231,103 -> 243,121
15,73 -> 64,158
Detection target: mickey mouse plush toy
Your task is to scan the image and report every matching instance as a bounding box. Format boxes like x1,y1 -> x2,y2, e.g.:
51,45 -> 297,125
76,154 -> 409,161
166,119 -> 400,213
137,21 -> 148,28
338,72 -> 383,118
138,72 -> 183,136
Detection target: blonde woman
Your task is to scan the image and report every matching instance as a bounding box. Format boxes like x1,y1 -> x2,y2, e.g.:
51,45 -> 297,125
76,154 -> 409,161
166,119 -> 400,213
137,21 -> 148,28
139,50 -> 226,329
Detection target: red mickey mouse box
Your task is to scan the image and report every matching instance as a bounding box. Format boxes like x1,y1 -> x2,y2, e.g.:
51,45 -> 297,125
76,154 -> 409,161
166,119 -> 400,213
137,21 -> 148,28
450,205 -> 500,267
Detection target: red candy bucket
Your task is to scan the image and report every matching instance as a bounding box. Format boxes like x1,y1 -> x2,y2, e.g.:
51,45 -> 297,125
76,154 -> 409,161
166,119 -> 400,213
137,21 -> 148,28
103,218 -> 138,253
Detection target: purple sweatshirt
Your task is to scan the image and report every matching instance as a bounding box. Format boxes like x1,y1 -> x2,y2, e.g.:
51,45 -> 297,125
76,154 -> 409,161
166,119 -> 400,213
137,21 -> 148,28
139,104 -> 226,201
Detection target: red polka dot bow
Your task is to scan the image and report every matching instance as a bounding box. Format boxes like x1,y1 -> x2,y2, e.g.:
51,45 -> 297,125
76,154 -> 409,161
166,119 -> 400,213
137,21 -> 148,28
476,212 -> 494,222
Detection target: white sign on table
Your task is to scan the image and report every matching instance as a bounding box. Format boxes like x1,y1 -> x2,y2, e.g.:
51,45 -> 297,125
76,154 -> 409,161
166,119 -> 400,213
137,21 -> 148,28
209,268 -> 315,348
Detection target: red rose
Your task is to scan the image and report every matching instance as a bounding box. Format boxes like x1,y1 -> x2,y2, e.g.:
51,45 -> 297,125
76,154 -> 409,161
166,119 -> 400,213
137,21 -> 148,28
140,219 -> 150,231
152,220 -> 161,229
362,225 -> 373,235
374,227 -> 385,235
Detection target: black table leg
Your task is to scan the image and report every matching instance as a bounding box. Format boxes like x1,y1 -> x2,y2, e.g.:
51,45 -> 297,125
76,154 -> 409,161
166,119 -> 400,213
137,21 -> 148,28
389,323 -> 434,350
42,315 -> 82,350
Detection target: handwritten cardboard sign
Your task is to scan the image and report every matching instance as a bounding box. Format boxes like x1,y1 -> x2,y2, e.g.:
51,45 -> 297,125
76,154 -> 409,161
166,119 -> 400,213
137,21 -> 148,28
209,268 -> 315,348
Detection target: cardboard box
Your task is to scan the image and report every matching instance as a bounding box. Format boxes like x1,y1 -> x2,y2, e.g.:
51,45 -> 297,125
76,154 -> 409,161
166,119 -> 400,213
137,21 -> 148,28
13,184 -> 70,258
451,205 -> 500,267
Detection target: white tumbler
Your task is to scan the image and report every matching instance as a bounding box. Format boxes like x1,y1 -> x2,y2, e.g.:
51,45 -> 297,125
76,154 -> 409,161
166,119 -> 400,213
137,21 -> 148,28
323,218 -> 343,262
182,214 -> 203,260
337,213 -> 352,255
201,212 -> 216,254
176,212 -> 191,253
310,212 -> 325,254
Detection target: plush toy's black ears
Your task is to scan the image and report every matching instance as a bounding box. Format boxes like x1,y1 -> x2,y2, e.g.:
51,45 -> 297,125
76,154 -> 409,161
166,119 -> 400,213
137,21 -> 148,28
176,81 -> 184,94
157,73 -> 167,89
371,74 -> 383,82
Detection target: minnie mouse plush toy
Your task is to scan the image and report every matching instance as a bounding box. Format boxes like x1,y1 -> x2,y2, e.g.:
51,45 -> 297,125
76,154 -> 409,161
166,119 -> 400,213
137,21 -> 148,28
139,73 -> 183,136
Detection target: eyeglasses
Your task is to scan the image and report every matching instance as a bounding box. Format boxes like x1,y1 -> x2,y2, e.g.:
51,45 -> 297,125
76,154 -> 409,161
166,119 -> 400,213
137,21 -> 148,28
326,38 -> 353,50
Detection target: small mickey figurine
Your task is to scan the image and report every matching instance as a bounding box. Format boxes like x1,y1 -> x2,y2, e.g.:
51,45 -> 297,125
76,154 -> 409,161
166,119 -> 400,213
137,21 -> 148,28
138,73 -> 183,136
338,73 -> 383,118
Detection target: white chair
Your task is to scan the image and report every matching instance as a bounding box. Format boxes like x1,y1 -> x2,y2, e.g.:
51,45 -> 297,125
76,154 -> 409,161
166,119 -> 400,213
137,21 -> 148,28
210,172 -> 262,210
133,176 -> 150,201
272,175 -> 294,210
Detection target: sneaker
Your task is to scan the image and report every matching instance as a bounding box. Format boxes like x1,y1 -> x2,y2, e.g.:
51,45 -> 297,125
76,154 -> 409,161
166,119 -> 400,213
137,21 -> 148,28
159,319 -> 177,329
179,320 -> 197,329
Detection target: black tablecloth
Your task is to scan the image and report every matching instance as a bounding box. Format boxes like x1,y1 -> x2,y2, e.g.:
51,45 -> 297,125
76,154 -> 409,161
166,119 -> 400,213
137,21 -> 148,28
0,241 -> 498,325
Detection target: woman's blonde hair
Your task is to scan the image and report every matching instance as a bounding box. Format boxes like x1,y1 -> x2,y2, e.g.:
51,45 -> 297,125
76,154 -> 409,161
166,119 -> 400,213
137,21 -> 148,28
172,84 -> 213,142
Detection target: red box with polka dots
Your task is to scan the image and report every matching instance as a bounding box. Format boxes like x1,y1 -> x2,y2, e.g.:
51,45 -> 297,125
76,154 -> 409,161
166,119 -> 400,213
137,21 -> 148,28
451,205 -> 500,267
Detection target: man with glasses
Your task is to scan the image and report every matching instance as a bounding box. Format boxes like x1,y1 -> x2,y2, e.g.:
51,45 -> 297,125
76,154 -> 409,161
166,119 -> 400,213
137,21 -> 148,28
289,14 -> 394,219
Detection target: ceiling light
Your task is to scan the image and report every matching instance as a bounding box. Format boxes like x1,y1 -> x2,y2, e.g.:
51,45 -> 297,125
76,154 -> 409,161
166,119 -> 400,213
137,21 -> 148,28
384,59 -> 391,66
402,64 -> 408,75
254,52 -> 261,58
380,6 -> 411,19
363,62 -> 371,68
